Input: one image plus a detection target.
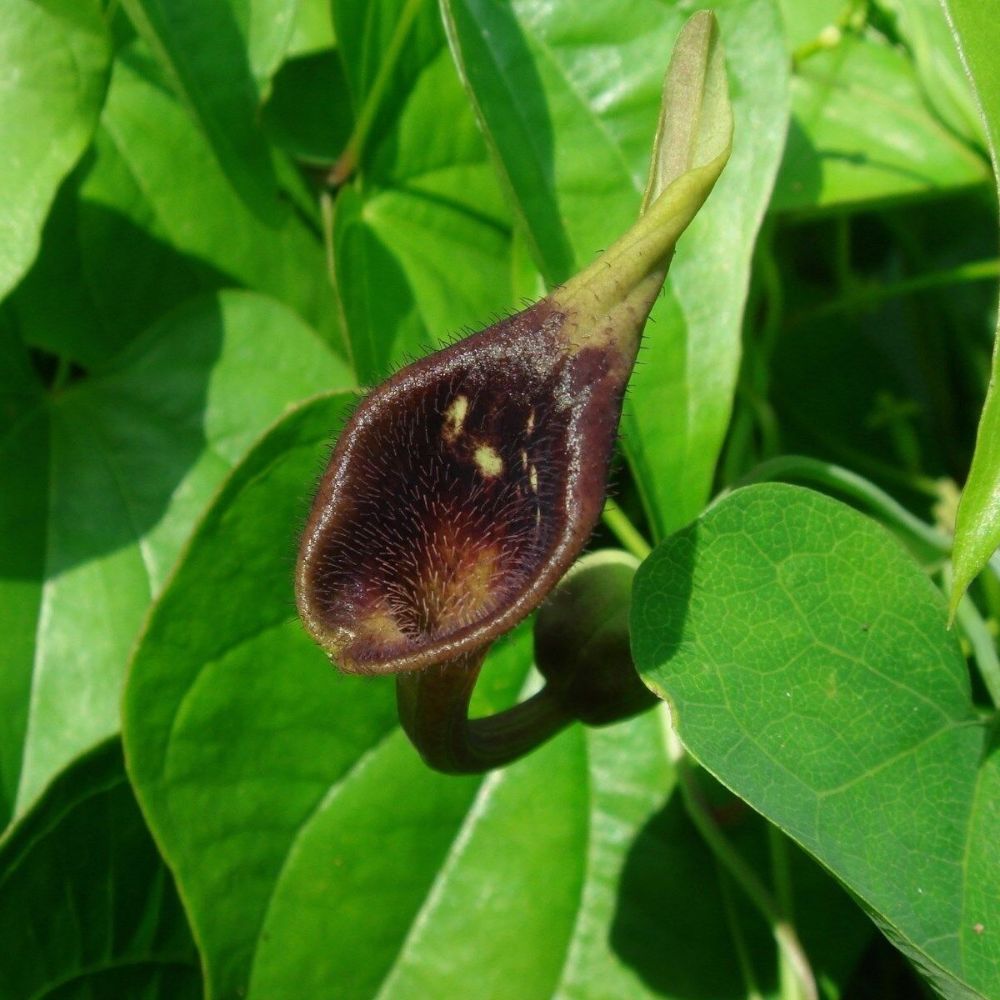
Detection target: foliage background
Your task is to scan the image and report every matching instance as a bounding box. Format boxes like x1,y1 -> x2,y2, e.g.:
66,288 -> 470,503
1,0 -> 998,997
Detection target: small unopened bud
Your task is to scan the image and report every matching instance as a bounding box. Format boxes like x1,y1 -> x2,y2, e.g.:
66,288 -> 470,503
535,550 -> 655,725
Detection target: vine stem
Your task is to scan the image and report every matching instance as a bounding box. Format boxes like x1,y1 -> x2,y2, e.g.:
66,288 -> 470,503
769,822 -> 801,1000
326,0 -> 427,186
789,258 -> 1000,327
942,565 -> 1000,708
717,861 -> 765,1000
662,715 -> 819,1000
602,498 -> 653,560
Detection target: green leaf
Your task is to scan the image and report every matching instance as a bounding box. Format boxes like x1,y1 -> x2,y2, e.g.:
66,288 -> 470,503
332,0 -> 438,134
442,0 -> 789,538
880,0 -> 985,149
124,395 -> 868,997
0,0 -> 109,302
0,739 -> 201,999
5,174 -> 110,368
330,1 -> 513,384
772,30 -> 989,214
0,291 -> 351,827
123,392 -> 464,999
946,0 -> 1000,619
286,0 -> 335,59
632,483 -> 1000,998
263,49 -> 352,165
11,42 -> 345,366
118,0 -> 293,220
333,174 -> 512,385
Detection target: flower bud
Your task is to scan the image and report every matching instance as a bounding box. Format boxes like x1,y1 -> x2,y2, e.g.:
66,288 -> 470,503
296,11 -> 732,680
534,550 -> 656,725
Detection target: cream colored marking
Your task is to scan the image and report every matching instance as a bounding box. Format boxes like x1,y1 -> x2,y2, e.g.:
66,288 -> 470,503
526,409 -> 536,434
357,604 -> 407,645
529,465 -> 539,492
520,449 -> 529,470
442,395 -> 469,442
474,444 -> 503,477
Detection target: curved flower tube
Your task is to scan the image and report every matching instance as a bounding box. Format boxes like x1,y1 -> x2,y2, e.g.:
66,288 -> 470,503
296,11 -> 733,773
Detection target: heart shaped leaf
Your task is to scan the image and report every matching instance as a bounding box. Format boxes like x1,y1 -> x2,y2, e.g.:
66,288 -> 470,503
633,483 -> 1000,998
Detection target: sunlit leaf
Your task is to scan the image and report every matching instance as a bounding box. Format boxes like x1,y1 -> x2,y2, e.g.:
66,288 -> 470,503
0,292 -> 351,826
773,30 -> 988,214
633,484 -> 1000,998
0,0 -> 109,302
118,0 -> 296,219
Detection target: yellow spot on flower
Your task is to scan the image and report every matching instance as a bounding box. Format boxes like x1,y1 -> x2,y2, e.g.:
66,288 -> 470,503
442,395 -> 468,443
474,444 -> 503,477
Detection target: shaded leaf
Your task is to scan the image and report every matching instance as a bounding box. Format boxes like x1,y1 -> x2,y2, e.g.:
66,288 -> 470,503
118,0 -> 293,220
263,48 -> 352,165
0,0 -> 109,302
0,739 -> 201,998
633,483 -> 1000,998
881,0 -> 984,149
332,0 -> 438,131
0,292 -> 351,827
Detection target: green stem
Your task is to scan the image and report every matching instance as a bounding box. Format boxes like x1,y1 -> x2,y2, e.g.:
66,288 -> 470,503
319,190 -> 358,367
662,716 -> 818,1000
942,565 -> 1000,708
602,498 -> 653,560
396,649 -> 572,774
721,222 -> 783,482
599,493 -> 817,995
832,214 -> 853,305
979,570 -> 1000,632
769,824 -> 802,1000
769,823 -> 796,923
790,259 -> 1000,327
717,862 -> 765,1000
756,220 -> 785,362
731,455 -> 951,563
320,189 -> 336,284
791,0 -> 867,66
957,597 -> 1000,708
555,161 -> 725,356
326,0 -> 427,186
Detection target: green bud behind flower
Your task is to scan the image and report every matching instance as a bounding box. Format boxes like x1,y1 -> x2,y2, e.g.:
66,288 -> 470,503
535,550 -> 656,726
